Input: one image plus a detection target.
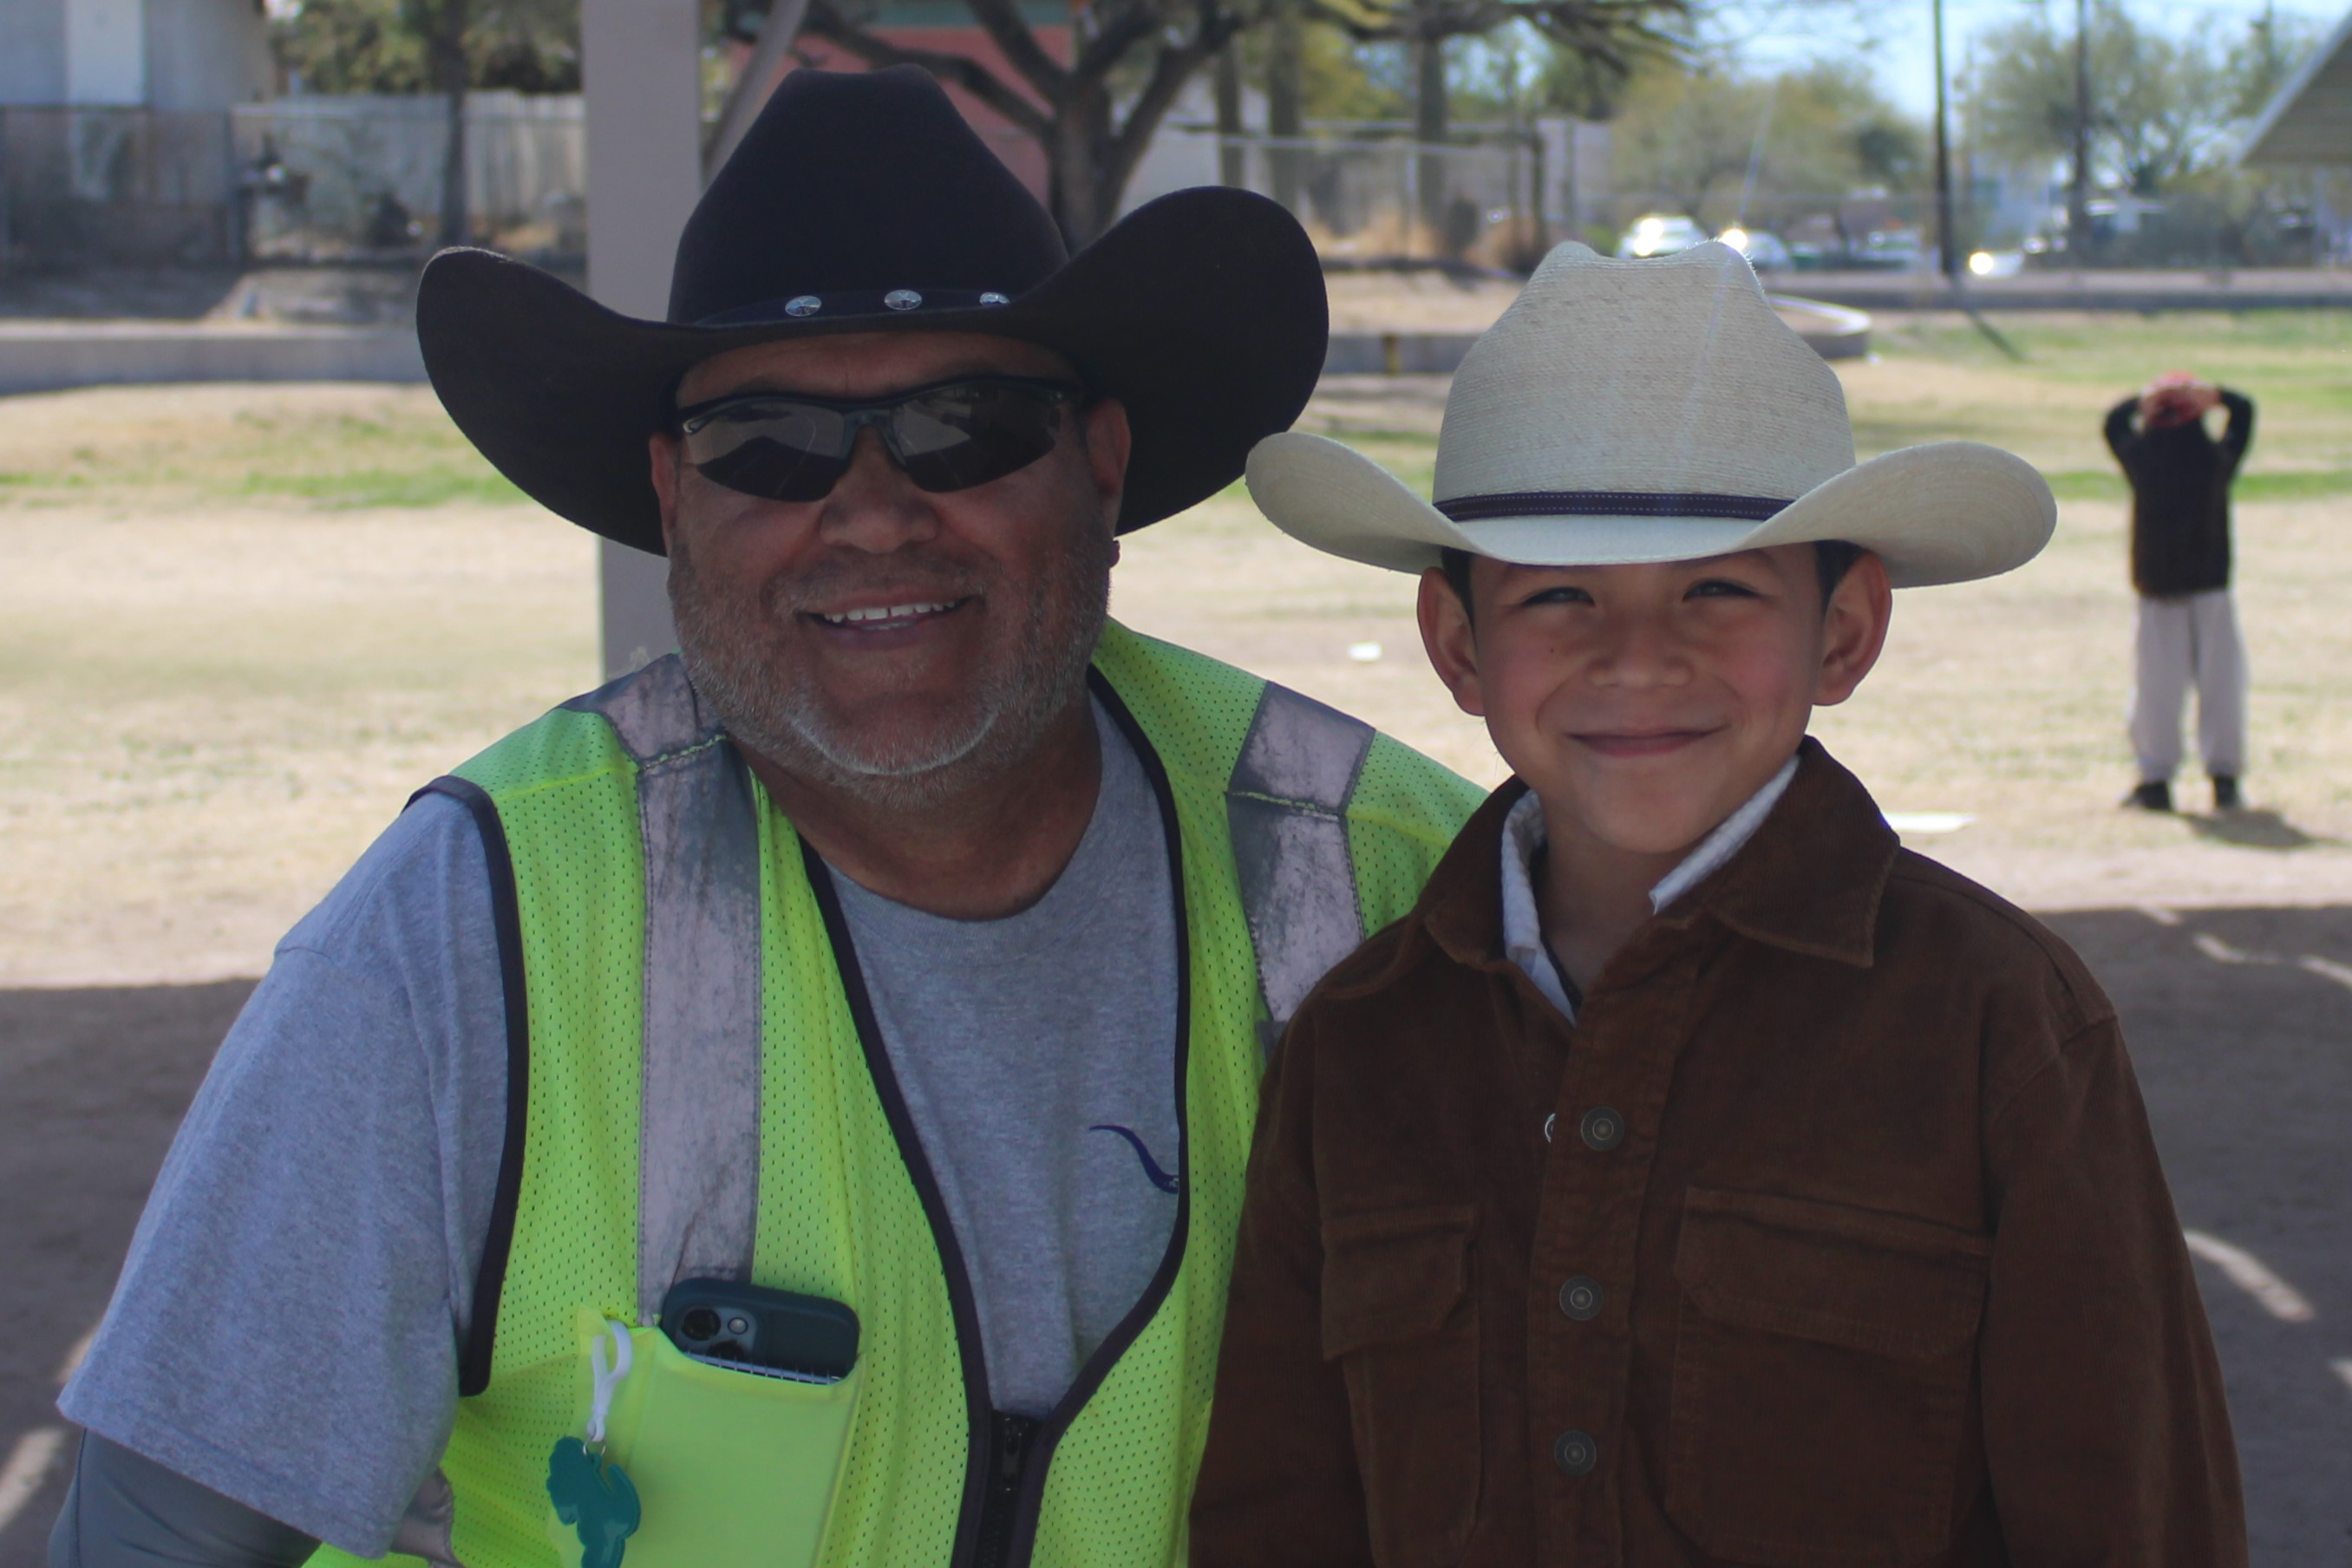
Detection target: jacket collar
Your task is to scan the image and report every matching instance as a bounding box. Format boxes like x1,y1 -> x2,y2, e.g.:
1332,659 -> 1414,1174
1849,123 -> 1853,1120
1413,736 -> 1897,977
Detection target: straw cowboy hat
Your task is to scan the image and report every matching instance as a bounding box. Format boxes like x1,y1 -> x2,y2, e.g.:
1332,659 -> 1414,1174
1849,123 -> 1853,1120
416,66 -> 1327,554
1246,241 -> 2055,588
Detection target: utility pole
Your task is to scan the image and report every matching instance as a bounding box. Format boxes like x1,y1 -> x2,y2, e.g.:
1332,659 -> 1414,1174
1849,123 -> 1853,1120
1933,0 -> 1957,284
2070,0 -> 2092,271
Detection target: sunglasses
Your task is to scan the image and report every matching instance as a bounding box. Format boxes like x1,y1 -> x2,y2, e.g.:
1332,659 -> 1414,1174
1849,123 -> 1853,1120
674,376 -> 1085,504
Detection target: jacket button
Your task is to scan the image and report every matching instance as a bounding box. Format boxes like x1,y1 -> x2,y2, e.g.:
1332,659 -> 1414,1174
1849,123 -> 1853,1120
1553,1429 -> 1597,1476
1578,1107 -> 1624,1151
1558,1276 -> 1603,1321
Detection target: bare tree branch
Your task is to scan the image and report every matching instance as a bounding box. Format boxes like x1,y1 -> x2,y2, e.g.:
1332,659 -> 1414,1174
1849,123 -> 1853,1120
962,0 -> 1075,103
800,1 -> 1055,138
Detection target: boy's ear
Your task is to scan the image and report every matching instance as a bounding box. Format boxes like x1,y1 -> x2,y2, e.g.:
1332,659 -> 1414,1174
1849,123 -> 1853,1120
1814,547 -> 1892,707
1417,566 -> 1487,718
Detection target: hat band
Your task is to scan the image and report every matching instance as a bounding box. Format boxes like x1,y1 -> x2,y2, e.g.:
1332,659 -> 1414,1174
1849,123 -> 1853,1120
1436,489 -> 1792,524
693,288 -> 1017,327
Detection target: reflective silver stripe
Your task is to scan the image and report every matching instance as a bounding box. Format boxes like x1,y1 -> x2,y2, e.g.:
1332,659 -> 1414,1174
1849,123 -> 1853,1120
573,655 -> 766,1322
1227,683 -> 1375,1046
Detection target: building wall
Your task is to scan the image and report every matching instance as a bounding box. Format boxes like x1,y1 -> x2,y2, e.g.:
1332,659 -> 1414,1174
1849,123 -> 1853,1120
0,0 -> 69,105
65,0 -> 147,105
146,0 -> 271,110
0,0 -> 268,108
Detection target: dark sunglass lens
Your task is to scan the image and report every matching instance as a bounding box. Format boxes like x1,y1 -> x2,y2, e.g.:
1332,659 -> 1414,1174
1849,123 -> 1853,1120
684,402 -> 848,502
892,384 -> 1063,493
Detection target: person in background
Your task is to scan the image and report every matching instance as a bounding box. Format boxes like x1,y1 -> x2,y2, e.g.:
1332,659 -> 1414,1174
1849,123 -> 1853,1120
2105,371 -> 2256,813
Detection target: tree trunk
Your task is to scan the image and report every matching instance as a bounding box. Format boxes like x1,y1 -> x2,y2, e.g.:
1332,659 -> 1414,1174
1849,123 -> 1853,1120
1215,44 -> 1245,187
1266,0 -> 1303,213
436,0 -> 470,247
1051,82 -> 1114,247
1414,29 -> 1448,252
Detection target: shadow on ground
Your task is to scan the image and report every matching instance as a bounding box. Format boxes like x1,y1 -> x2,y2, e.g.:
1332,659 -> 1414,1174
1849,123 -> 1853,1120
2184,808 -> 2334,851
1,909 -> 2348,1564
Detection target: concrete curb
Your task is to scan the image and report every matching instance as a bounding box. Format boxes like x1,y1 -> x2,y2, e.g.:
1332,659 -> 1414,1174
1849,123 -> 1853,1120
0,323 -> 425,396
1325,294 -> 1871,372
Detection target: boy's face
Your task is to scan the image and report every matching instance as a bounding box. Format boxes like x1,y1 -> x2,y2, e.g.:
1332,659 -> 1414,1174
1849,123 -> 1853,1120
1418,544 -> 1892,862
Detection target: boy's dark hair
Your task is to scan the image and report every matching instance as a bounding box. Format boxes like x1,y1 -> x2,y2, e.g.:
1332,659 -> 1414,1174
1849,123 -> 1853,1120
1438,540 -> 1865,622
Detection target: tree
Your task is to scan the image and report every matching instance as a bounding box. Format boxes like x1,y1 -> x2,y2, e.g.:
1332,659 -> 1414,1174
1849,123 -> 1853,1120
1963,3 -> 2320,197
784,0 -> 1684,245
270,0 -> 580,95
1605,56 -> 1921,225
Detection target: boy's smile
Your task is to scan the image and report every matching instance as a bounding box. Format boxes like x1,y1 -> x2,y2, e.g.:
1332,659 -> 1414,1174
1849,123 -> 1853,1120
1420,543 -> 1891,885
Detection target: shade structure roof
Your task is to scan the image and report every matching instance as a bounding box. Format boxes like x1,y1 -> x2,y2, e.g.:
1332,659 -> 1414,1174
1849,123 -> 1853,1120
2241,8 -> 2352,167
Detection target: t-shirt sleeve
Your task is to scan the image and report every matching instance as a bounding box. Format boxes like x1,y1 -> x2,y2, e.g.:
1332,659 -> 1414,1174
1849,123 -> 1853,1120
57,793 -> 513,1558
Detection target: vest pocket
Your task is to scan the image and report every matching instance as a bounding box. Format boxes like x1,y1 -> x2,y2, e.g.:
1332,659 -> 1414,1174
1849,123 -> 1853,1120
1320,1205 -> 1480,1567
550,1321 -> 861,1568
1665,1187 -> 1989,1567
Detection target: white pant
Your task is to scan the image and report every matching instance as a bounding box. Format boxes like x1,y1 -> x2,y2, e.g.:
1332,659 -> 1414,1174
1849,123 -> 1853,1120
2130,590 -> 2247,781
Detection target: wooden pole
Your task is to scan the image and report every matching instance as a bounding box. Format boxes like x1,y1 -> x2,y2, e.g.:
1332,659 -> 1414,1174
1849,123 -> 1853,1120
584,0 -> 702,679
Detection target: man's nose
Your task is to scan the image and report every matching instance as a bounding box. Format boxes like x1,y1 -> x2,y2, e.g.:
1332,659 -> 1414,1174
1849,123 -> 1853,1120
816,428 -> 940,551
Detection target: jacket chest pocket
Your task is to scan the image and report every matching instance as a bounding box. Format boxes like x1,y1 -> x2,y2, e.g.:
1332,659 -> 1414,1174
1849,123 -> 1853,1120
1321,1205 -> 1480,1568
1666,1187 -> 1989,1568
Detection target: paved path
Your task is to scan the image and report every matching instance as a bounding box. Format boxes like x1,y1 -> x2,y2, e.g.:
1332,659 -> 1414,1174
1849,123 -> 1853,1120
1,909 -> 2347,1565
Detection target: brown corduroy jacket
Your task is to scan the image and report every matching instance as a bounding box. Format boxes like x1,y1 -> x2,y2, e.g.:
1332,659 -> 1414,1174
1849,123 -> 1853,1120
1190,740 -> 2244,1568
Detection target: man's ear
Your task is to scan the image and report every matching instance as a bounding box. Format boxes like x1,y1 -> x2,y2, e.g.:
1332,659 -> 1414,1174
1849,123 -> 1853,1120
1080,397 -> 1133,536
1815,547 -> 1892,707
648,431 -> 683,554
1417,566 -> 1486,718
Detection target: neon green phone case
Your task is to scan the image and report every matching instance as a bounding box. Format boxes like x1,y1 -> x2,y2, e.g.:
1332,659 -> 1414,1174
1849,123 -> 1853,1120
550,1318 -> 860,1568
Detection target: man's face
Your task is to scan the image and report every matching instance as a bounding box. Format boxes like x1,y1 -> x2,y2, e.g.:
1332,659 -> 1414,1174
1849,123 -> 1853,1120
1418,545 -> 1891,862
650,330 -> 1131,805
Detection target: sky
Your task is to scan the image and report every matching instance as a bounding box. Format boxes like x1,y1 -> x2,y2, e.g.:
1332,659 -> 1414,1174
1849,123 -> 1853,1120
1717,0 -> 2346,118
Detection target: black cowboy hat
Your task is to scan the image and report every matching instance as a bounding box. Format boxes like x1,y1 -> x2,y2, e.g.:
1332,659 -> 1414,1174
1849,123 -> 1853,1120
417,66 -> 1329,555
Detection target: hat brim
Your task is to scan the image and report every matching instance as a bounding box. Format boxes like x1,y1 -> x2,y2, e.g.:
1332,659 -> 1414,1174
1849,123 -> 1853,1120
1245,433 -> 2056,589
418,186 -> 1326,555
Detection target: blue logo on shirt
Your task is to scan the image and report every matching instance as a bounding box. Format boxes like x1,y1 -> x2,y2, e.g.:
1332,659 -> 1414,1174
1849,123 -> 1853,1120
1089,1124 -> 1181,1194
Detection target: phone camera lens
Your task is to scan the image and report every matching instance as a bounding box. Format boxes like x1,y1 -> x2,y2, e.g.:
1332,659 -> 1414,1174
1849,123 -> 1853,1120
725,1315 -> 753,1337
679,1307 -> 722,1342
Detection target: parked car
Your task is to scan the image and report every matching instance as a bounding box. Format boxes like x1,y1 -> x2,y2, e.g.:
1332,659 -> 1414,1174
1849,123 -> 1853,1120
1616,212 -> 1708,258
1716,225 -> 1793,271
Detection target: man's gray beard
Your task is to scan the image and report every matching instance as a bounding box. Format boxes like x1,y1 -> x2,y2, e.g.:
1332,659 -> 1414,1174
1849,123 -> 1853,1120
668,529 -> 1114,813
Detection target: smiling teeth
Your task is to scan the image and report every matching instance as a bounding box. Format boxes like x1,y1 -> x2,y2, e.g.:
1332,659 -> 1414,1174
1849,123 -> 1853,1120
820,601 -> 954,625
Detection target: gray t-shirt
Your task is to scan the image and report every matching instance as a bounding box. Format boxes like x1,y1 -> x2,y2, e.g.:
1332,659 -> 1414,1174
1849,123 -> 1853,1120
831,698 -> 1178,1418
61,703 -> 1179,1554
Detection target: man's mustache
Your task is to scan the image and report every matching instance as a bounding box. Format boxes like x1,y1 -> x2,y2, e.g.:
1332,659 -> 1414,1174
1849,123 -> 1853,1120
761,557 -> 990,616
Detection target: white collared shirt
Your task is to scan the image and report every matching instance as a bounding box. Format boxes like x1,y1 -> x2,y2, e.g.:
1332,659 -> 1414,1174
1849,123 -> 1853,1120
1499,754 -> 1800,1021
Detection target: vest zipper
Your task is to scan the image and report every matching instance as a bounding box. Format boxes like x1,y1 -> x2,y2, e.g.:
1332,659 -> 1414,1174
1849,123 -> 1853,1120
803,671 -> 1200,1568
970,1411 -> 1041,1568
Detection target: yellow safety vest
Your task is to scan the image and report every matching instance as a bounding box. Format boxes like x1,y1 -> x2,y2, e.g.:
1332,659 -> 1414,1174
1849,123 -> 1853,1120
311,621 -> 1479,1568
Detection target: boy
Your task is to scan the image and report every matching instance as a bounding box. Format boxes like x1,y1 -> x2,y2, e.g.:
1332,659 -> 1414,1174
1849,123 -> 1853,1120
1189,244 -> 2244,1565
2105,371 -> 2257,813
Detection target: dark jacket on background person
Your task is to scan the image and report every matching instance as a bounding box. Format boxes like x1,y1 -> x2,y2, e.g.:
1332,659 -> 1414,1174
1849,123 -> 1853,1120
2105,389 -> 2255,598
1190,740 -> 2245,1568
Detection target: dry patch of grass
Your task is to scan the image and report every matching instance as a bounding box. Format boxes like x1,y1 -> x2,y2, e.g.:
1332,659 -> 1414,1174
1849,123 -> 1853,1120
0,499 -> 595,984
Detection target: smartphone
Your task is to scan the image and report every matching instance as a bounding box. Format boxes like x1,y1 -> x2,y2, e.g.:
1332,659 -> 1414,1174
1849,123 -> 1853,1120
658,1277 -> 860,1384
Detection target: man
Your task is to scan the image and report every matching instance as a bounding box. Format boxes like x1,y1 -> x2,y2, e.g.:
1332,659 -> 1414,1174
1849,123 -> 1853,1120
50,69 -> 1480,1568
2104,370 -> 2256,813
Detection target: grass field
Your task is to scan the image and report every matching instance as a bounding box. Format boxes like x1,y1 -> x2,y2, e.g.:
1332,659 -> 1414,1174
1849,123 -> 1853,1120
3,312 -> 2349,984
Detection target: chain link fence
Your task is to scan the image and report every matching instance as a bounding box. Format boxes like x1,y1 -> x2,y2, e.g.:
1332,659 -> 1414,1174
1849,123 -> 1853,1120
0,94 -> 586,271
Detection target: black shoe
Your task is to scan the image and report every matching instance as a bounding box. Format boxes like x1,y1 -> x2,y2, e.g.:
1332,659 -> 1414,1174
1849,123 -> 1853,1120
2212,775 -> 2242,811
2124,781 -> 2173,812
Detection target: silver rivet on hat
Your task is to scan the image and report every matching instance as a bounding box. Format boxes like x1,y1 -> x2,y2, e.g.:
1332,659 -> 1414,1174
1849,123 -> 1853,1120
784,295 -> 821,317
979,291 -> 1009,306
885,289 -> 923,310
